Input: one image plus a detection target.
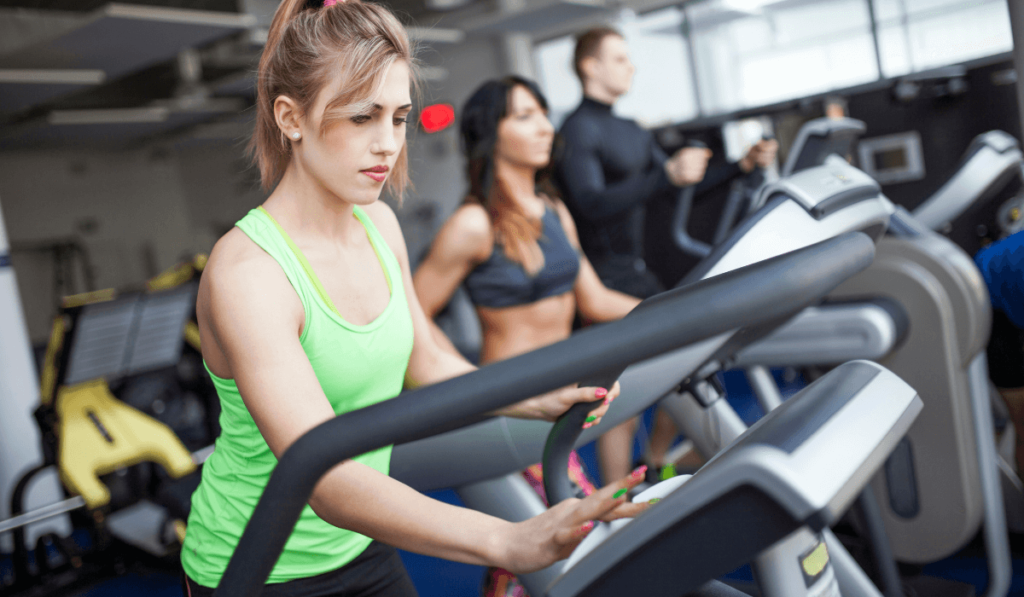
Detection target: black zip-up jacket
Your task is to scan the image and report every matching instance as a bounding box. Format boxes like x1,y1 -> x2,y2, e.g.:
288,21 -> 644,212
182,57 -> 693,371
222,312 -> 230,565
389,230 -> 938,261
555,97 -> 741,265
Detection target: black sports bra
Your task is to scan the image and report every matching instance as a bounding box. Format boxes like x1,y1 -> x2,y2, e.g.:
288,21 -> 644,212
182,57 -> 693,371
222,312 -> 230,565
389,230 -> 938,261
464,207 -> 581,309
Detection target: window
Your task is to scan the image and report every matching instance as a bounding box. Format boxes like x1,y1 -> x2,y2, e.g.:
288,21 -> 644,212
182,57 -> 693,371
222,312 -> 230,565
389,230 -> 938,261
534,35 -> 581,128
873,0 -> 1013,77
687,0 -> 879,115
533,6 -> 699,129
533,0 -> 1016,126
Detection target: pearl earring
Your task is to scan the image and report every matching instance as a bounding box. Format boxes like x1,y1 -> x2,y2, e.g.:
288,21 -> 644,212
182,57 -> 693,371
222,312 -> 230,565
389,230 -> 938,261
291,132 -> 300,140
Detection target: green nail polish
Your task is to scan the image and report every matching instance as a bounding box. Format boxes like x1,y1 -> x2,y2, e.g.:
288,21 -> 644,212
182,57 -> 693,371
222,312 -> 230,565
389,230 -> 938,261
585,415 -> 596,423
613,488 -> 627,499
648,498 -> 661,505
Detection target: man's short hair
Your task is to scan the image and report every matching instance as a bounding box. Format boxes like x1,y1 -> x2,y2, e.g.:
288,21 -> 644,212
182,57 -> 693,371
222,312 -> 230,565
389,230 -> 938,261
573,27 -> 622,82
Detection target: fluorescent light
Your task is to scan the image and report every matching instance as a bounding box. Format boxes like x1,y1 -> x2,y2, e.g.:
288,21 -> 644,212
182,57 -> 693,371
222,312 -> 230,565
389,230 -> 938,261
406,26 -> 466,44
48,107 -> 171,125
0,69 -> 105,85
721,0 -> 783,13
418,66 -> 449,81
105,3 -> 256,28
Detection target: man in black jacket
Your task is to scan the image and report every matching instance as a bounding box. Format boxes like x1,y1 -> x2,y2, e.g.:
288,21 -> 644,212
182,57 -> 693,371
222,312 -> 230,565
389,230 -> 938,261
556,27 -> 776,298
556,27 -> 776,483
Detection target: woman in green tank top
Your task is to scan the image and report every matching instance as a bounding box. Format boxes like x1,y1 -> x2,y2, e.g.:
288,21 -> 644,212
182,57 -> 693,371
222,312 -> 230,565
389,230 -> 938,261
181,0 -> 651,595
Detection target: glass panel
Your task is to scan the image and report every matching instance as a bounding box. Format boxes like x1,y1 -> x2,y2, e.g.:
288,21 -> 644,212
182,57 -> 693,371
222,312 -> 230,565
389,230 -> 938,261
688,0 -> 878,115
533,35 -> 580,128
876,21 -> 913,77
874,0 -> 1013,77
617,7 -> 700,127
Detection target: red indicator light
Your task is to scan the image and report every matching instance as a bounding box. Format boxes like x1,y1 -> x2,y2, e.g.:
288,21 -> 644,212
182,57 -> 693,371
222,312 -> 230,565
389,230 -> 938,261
420,103 -> 455,133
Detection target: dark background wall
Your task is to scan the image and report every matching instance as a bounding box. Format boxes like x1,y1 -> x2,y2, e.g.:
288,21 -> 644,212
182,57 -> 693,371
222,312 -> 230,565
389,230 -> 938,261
645,57 -> 1023,288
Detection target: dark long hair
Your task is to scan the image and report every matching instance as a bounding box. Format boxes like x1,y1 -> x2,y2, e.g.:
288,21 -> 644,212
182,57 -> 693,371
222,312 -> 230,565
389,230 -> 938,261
460,76 -> 560,274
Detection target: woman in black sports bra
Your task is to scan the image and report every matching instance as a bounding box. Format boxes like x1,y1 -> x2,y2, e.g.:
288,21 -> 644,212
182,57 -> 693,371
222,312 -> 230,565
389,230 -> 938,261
414,76 -> 641,597
415,76 -> 639,364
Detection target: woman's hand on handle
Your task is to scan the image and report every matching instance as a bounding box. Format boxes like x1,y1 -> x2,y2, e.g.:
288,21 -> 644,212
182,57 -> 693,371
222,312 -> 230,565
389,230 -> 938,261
500,466 -> 652,574
492,381 -> 621,427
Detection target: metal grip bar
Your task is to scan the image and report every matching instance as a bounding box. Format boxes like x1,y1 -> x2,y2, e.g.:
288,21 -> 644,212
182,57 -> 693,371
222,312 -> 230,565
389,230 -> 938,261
672,140 -> 712,258
213,232 -> 875,597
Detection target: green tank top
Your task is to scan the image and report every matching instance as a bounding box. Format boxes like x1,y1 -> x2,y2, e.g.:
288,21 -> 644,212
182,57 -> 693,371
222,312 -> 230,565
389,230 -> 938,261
181,205 -> 414,587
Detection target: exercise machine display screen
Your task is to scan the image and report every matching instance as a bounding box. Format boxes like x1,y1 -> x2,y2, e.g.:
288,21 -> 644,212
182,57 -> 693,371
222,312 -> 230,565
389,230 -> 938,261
858,130 -> 926,185
873,147 -> 909,171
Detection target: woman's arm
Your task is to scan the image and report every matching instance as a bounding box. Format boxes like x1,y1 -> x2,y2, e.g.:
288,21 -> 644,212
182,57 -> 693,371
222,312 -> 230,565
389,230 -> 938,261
553,201 -> 642,322
202,251 -> 645,570
201,223 -> 645,573
368,202 -> 616,422
412,204 -> 491,358
413,204 -> 492,320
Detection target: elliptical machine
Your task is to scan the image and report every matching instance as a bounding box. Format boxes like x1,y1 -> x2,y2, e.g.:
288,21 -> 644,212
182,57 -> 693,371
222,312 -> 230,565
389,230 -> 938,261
212,227 -> 928,597
727,117 -> 1015,596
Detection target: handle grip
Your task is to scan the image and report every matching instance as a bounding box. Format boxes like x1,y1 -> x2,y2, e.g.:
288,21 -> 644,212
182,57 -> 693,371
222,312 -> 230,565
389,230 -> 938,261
542,373 -> 623,505
672,140 -> 712,258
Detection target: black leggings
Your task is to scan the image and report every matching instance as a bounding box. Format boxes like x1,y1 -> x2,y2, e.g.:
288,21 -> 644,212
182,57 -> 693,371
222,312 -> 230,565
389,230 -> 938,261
183,541 -> 418,597
988,308 -> 1024,389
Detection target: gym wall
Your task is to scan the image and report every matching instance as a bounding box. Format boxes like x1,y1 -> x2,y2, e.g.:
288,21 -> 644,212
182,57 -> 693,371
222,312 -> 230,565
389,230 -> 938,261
0,145 -> 263,344
0,34 -> 506,346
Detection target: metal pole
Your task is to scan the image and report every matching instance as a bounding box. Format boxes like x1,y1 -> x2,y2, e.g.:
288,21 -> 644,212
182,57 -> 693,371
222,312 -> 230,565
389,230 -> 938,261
865,0 -> 885,79
969,354 -> 1012,597
682,3 -> 706,118
0,195 -> 70,552
745,365 -> 784,412
0,497 -> 85,536
497,0 -> 535,79
1007,0 -> 1024,140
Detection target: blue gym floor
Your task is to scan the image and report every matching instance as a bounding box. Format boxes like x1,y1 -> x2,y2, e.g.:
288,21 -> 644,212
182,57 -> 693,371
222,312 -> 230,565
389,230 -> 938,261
9,369 -> 1024,596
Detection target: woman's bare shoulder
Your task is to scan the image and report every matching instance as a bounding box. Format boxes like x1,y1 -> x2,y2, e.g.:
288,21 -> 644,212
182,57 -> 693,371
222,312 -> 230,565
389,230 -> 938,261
449,202 -> 492,237
206,227 -> 277,281
201,227 -> 298,316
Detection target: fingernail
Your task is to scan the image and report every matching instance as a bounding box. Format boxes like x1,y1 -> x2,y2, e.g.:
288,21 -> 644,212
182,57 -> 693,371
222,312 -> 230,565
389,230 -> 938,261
582,422 -> 592,429
648,498 -> 661,505
631,465 -> 648,480
574,521 -> 595,537
594,388 -> 608,399
603,397 -> 610,406
585,415 -> 596,423
613,488 -> 628,499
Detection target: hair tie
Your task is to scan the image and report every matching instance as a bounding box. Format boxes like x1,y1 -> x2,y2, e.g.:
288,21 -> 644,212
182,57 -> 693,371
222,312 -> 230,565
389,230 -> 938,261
305,0 -> 341,9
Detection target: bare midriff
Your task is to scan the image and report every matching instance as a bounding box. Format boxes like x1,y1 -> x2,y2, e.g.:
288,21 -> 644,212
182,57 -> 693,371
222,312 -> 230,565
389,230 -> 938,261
476,291 -> 575,364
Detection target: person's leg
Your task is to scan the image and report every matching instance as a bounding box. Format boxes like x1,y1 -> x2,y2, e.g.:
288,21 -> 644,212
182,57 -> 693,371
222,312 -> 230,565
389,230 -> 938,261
351,543 -> 419,597
246,542 -> 418,597
181,573 -> 216,597
590,260 -> 667,486
999,386 -> 1024,475
986,309 -> 1024,474
598,418 -> 637,485
647,409 -> 680,469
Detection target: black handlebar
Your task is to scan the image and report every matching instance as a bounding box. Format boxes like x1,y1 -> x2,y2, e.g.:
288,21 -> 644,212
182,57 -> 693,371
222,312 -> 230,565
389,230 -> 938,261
539,230 -> 876,511
541,372 -> 623,505
673,140 -> 712,258
213,232 -> 876,597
